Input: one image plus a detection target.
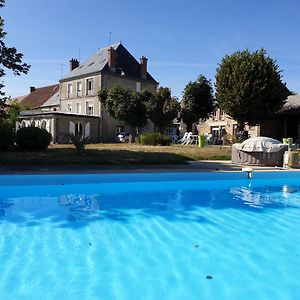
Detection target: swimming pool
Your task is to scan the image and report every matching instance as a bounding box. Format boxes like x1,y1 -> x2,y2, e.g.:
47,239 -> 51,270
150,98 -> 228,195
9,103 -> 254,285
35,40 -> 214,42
0,172 -> 299,300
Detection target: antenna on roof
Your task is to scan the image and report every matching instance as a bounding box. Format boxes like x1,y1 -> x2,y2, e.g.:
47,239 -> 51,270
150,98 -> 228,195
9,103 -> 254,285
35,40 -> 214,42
60,63 -> 64,78
108,31 -> 111,46
78,49 -> 81,62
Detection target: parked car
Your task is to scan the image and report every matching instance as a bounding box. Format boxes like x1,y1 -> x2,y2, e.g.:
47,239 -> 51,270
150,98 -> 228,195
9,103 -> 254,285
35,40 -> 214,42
116,132 -> 130,143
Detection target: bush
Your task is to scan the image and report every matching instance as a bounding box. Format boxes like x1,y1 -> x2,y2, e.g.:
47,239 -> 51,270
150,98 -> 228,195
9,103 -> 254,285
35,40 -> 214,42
0,123 -> 15,151
16,127 -> 52,151
138,132 -> 172,146
69,132 -> 90,152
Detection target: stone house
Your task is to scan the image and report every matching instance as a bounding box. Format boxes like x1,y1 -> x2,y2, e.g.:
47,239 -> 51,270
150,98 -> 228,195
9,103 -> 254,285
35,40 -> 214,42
197,106 -> 238,143
197,94 -> 300,143
18,43 -> 158,143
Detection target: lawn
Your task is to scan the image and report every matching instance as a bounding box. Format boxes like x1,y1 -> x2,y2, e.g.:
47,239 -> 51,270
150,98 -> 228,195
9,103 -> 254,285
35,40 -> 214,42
0,144 -> 231,166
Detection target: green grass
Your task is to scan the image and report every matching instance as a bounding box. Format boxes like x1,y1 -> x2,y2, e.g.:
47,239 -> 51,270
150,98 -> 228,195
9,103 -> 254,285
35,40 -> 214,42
0,144 -> 231,166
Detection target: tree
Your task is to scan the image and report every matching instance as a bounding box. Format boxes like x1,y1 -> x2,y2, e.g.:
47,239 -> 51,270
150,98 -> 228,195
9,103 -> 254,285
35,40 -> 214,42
4,99 -> 21,128
0,0 -> 30,118
181,75 -> 214,132
145,87 -> 180,132
99,86 -> 147,132
215,48 -> 290,130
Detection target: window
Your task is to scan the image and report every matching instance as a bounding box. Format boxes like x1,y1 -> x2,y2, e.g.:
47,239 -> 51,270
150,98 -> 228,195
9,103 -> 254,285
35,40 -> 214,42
213,109 -> 218,121
76,81 -> 82,97
211,126 -> 220,139
86,78 -> 94,96
136,82 -> 142,92
220,110 -> 225,121
41,120 -> 47,130
76,102 -> 81,114
116,125 -> 124,133
75,122 -> 84,137
67,103 -> 72,112
165,128 -> 173,134
67,83 -> 73,98
86,101 -> 94,115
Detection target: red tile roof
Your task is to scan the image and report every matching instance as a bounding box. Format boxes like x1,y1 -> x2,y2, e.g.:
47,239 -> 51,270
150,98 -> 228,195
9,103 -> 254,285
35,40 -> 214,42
14,95 -> 27,103
20,84 -> 59,108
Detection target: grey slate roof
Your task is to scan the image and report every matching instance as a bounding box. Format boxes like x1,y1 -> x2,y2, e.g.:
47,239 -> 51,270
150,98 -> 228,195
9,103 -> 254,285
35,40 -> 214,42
279,94 -> 300,113
61,43 -> 157,83
41,91 -> 60,107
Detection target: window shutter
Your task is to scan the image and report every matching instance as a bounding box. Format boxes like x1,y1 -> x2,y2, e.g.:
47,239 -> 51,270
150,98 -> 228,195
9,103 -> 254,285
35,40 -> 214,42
46,120 -> 50,132
69,121 -> 75,135
85,122 -> 90,138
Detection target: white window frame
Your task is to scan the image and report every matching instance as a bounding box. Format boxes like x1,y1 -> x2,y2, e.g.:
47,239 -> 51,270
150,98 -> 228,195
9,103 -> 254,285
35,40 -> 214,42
76,102 -> 82,114
76,81 -> 82,97
220,110 -> 225,121
67,83 -> 73,98
86,78 -> 94,96
67,102 -> 73,112
75,122 -> 84,137
213,109 -> 218,121
86,100 -> 94,116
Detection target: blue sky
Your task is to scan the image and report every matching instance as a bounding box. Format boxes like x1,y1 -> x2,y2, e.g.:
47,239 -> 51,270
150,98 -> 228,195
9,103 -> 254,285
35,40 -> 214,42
2,0 -> 300,98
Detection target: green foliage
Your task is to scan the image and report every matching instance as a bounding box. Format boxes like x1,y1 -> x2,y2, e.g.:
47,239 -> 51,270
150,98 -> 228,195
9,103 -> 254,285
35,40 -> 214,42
0,1 -> 30,117
69,132 -> 90,152
138,132 -> 172,146
215,49 -> 290,128
0,122 -> 15,151
99,86 -> 147,129
4,99 -> 21,128
181,75 -> 214,131
99,86 -> 180,134
16,127 -> 52,152
145,87 -> 180,132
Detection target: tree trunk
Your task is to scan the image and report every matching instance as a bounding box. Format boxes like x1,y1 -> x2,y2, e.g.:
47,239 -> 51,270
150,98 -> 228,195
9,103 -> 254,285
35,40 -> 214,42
186,123 -> 193,132
192,123 -> 198,135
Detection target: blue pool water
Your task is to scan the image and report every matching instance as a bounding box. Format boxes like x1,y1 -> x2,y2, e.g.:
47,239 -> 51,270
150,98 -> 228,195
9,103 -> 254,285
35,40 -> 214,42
0,172 -> 300,300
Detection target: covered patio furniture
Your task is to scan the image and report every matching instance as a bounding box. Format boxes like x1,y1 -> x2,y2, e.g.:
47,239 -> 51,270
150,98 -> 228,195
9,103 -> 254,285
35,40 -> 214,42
232,137 -> 288,166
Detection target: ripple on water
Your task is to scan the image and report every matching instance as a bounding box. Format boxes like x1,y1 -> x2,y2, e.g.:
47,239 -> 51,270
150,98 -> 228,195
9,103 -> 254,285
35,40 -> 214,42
1,181 -> 300,299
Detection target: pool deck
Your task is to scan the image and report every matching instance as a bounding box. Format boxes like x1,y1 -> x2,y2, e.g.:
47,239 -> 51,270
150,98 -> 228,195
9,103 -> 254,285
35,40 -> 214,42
0,161 -> 297,174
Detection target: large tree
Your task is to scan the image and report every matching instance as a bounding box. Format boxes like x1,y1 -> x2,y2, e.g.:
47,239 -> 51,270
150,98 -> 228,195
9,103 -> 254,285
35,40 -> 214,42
181,75 -> 214,132
0,0 -> 30,119
145,87 -> 180,132
99,86 -> 147,132
215,48 -> 290,130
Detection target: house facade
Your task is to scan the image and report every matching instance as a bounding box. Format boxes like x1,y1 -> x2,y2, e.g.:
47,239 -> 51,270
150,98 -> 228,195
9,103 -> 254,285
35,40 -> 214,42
197,107 -> 238,143
18,43 -> 158,143
197,94 -> 300,144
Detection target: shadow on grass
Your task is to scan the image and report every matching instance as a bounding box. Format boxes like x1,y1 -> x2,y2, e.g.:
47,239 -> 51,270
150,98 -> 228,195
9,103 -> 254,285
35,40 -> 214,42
0,148 -> 190,166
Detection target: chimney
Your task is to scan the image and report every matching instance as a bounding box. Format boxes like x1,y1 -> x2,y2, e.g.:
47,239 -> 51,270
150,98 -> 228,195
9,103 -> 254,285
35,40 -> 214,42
69,58 -> 79,71
108,47 -> 116,71
30,86 -> 36,93
140,56 -> 148,79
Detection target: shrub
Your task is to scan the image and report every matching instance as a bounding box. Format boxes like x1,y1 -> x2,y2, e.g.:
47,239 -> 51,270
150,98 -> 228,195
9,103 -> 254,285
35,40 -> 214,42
0,123 -> 15,151
16,127 -> 52,151
69,132 -> 90,152
138,132 -> 172,146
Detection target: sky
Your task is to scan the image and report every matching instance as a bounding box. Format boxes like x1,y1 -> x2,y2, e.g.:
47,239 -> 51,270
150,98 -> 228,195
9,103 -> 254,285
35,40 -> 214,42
1,0 -> 300,99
